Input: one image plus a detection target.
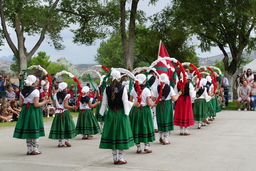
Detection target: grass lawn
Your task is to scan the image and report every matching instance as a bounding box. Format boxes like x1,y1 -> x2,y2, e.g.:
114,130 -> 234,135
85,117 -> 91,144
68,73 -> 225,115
221,101 -> 237,110
0,111 -> 79,128
0,103 -> 239,128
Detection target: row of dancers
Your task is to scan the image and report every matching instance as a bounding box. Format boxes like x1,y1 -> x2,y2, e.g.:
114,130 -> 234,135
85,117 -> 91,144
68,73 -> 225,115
13,69 -> 220,164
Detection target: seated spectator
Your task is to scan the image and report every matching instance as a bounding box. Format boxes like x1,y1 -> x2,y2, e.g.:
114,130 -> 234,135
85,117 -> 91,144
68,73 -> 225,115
4,75 -> 12,87
0,75 -> 4,94
0,100 -> 15,122
237,80 -> 251,111
42,102 -> 56,118
40,86 -> 49,100
40,75 -> 49,93
239,74 -> 246,86
10,100 -> 21,121
5,85 -> 16,101
251,82 -> 256,111
245,68 -> 254,87
14,87 -> 20,101
67,85 -> 76,106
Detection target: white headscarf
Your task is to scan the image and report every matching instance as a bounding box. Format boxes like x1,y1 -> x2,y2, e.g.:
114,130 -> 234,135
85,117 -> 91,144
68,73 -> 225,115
159,73 -> 169,84
136,74 -> 146,85
24,75 -> 37,86
206,75 -> 212,83
82,86 -> 90,93
200,78 -> 207,87
58,82 -> 68,91
111,69 -> 121,81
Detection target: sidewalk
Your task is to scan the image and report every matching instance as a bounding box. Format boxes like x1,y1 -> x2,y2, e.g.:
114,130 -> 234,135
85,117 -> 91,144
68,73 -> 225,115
0,110 -> 256,171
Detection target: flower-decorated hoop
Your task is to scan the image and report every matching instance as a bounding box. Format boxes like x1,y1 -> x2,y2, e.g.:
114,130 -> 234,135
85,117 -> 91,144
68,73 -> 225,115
197,66 -> 217,93
21,65 -> 52,98
54,70 -> 82,108
79,69 -> 108,102
111,68 -> 143,103
89,65 -> 110,73
182,62 -> 202,88
150,57 -> 186,104
132,67 -> 160,78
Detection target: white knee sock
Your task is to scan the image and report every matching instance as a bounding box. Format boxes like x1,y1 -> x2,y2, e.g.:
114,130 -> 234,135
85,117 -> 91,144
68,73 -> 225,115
185,127 -> 188,133
119,150 -> 125,161
136,143 -> 141,151
26,139 -> 32,153
144,143 -> 150,150
32,139 -> 39,152
112,150 -> 117,161
163,132 -> 169,142
59,139 -> 63,145
180,127 -> 184,133
159,131 -> 163,139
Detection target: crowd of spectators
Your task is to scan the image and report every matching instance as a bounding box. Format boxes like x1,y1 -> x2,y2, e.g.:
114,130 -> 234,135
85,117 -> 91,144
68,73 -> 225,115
236,68 -> 256,111
0,72 -> 100,122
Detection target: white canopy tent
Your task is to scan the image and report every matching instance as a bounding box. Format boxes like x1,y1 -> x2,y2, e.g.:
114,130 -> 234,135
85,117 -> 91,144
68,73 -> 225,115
243,59 -> 256,73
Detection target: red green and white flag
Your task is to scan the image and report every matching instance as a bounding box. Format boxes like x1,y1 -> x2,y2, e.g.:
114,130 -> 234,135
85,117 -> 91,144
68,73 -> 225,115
155,40 -> 175,81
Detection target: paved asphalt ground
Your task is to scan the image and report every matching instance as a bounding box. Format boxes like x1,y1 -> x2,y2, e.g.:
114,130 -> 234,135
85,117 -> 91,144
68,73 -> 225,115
1,110 -> 256,171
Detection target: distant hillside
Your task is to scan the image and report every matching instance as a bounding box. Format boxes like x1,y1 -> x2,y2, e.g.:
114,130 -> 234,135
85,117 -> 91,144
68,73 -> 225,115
0,55 -> 13,62
0,60 -> 13,72
199,52 -> 256,66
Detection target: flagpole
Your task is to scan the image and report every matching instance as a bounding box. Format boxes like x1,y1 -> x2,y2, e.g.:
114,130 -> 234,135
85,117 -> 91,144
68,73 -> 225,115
157,40 -> 162,59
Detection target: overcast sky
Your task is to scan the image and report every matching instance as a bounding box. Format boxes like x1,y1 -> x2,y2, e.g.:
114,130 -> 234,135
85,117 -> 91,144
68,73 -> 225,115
1,0 -> 223,64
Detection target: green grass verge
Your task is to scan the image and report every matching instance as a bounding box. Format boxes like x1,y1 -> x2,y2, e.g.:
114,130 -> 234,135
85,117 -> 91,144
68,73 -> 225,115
0,111 -> 79,128
221,101 -> 238,110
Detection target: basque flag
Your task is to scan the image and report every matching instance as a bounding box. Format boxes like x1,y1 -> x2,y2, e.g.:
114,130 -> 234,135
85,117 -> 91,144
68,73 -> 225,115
155,40 -> 175,82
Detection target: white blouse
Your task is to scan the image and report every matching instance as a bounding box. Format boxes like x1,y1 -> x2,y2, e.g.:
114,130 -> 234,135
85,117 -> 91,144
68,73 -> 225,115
130,87 -> 151,106
152,84 -> 176,101
54,93 -> 70,113
20,89 -> 39,104
79,97 -> 93,110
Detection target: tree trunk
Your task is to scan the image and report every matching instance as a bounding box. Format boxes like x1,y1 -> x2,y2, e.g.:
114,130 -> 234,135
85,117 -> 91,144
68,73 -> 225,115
125,0 -> 138,71
225,72 -> 240,101
19,53 -> 28,71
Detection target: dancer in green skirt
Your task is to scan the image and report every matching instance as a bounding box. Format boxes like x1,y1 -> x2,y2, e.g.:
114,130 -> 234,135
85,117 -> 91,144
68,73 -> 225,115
129,74 -> 156,153
76,86 -> 101,139
13,75 -> 51,155
152,73 -> 182,145
49,82 -> 77,147
193,78 -> 214,129
99,69 -> 139,164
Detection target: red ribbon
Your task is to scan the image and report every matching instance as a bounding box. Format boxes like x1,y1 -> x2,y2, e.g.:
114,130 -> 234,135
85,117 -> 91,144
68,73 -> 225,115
25,103 -> 30,110
46,74 -> 52,98
135,80 -> 142,104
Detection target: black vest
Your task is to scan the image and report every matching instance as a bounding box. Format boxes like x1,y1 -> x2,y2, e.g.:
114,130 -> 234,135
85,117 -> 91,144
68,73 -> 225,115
106,85 -> 124,109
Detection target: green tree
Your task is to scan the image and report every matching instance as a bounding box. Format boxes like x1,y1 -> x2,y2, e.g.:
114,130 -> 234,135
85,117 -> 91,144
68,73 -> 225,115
95,23 -> 199,68
214,56 -> 253,75
118,0 -> 162,70
10,56 -> 19,75
46,62 -> 69,75
0,0 -> 119,71
95,34 -> 125,69
28,52 -> 51,69
172,0 -> 256,76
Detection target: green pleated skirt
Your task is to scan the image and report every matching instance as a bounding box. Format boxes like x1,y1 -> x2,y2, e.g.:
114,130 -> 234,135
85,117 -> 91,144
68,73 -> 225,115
48,110 -> 76,139
99,108 -> 134,150
13,104 -> 45,139
129,106 -> 155,144
156,100 -> 174,132
193,99 -> 214,121
95,103 -> 106,122
76,109 -> 101,135
210,95 -> 221,116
